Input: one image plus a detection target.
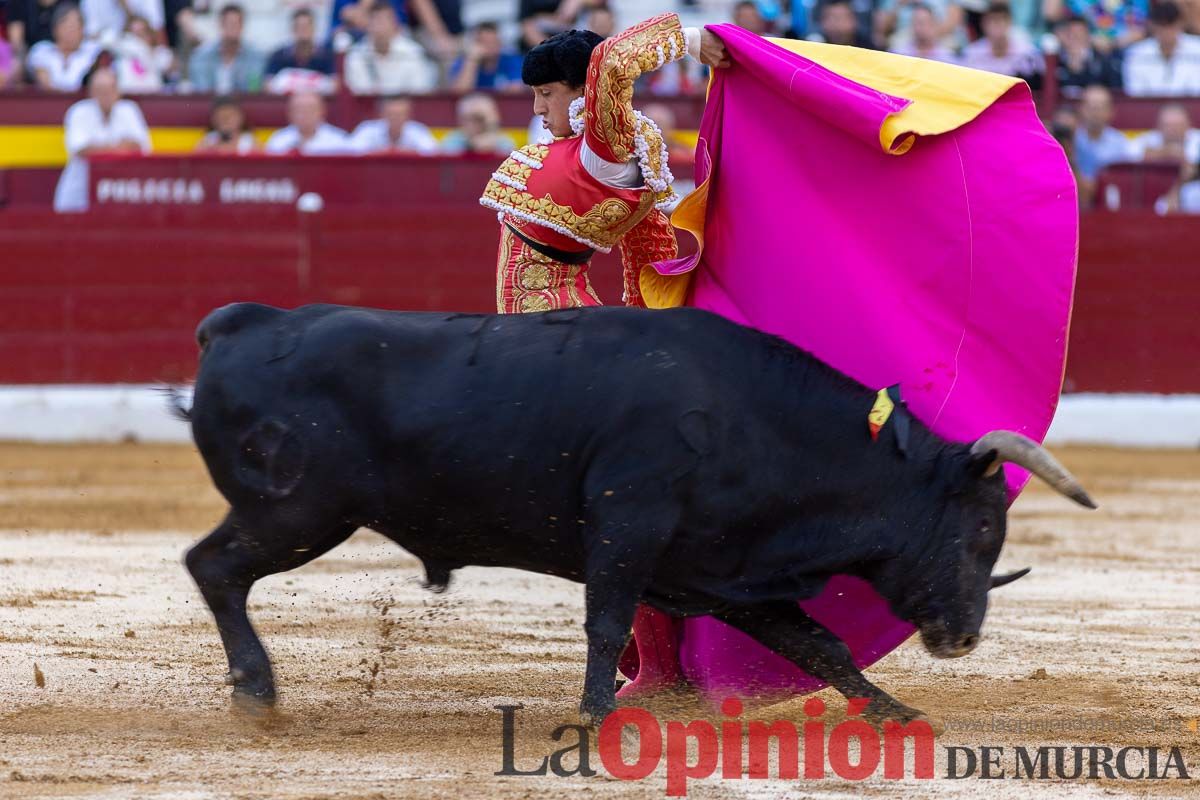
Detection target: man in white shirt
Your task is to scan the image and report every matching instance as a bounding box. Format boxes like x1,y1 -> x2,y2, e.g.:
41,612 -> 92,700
1122,1 -> 1200,96
1129,103 -> 1200,164
1073,85 -> 1132,180
343,3 -> 436,95
26,3 -> 102,91
264,90 -> 352,155
349,96 -> 439,154
54,66 -> 151,212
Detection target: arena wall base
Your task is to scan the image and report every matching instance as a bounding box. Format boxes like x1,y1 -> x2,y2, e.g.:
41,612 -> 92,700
0,386 -> 1197,448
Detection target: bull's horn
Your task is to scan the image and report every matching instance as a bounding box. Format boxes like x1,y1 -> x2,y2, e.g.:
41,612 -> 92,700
990,567 -> 1031,589
970,431 -> 1098,509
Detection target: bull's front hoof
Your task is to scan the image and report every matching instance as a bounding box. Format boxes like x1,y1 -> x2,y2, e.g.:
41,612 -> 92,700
231,687 -> 278,726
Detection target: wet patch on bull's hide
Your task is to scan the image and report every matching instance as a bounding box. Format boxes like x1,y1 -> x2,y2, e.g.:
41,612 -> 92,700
234,418 -> 307,498
538,308 -> 582,355
267,320 -> 305,363
669,408 -> 714,482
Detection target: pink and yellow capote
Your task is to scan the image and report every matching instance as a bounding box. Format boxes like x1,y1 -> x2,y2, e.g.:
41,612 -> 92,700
627,24 -> 1079,700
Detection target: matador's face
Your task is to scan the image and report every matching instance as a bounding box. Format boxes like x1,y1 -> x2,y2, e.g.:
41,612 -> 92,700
531,82 -> 584,139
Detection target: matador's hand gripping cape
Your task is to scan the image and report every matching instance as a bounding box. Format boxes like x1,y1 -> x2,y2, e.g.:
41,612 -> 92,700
639,25 -> 1079,699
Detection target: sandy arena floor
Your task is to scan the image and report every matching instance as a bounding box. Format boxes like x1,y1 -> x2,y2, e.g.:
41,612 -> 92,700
0,442 -> 1197,799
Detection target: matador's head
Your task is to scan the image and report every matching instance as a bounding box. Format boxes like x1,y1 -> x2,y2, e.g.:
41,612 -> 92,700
523,29 -> 604,140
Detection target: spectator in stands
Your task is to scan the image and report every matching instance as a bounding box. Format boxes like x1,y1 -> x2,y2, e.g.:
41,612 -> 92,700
187,4 -> 264,93
876,0 -> 964,51
1074,85 -> 1131,182
441,93 -> 515,155
264,90 -> 352,154
265,8 -> 335,91
344,3 -> 437,94
1122,1 -> 1200,96
55,66 -> 150,212
891,4 -> 960,62
407,0 -> 464,65
27,3 -> 102,91
734,1 -> 773,34
813,0 -> 876,47
7,0 -> 71,64
1130,103 -> 1200,163
1043,0 -> 1147,52
583,5 -> 616,37
114,15 -> 171,92
449,21 -> 523,92
195,96 -> 256,153
0,35 -> 13,87
1053,15 -> 1122,92
518,0 -> 597,52
962,2 -> 1043,82
1170,160 -> 1200,212
81,0 -> 163,44
349,95 -> 440,153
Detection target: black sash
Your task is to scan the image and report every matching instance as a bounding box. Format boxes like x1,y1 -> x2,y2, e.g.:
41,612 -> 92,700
505,223 -> 595,265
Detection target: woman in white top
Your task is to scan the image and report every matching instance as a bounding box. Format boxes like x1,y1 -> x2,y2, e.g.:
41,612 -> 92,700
114,15 -> 172,93
54,66 -> 151,212
27,3 -> 102,91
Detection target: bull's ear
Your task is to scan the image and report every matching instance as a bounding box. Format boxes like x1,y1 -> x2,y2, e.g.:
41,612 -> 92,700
967,448 -> 1001,478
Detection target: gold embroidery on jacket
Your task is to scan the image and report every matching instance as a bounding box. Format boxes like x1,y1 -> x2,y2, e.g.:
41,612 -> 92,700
482,183 -> 655,251
589,15 -> 686,163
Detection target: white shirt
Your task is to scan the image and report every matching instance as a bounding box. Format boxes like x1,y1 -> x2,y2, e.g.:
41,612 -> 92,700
82,0 -> 164,41
343,35 -> 437,95
1180,181 -> 1200,214
55,97 -> 151,212
264,123 -> 352,155
1129,128 -> 1200,164
1122,34 -> 1200,97
349,118 -> 439,154
114,32 -> 171,93
27,40 -> 102,91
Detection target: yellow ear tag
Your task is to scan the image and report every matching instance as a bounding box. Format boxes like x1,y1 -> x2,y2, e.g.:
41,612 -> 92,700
868,387 -> 895,442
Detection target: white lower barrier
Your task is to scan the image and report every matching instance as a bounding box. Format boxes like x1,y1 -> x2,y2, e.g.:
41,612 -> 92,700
0,385 -> 1197,447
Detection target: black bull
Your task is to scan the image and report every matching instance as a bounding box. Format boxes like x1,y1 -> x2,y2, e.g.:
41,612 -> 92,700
181,302 -> 1095,725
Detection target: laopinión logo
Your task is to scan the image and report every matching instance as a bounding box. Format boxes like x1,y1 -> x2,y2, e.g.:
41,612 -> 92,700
495,699 -> 1194,796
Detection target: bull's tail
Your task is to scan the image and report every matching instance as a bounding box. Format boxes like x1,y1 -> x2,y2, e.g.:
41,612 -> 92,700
160,385 -> 193,422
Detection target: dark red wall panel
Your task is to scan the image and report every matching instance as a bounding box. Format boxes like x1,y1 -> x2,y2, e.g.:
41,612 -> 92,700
0,205 -> 1196,391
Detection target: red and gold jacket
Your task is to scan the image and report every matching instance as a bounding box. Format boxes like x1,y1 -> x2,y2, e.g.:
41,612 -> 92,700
481,13 -> 688,314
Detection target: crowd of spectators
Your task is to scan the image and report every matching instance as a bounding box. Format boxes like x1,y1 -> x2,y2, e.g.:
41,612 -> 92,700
4,0 -> 1198,211
3,0 -> 1199,95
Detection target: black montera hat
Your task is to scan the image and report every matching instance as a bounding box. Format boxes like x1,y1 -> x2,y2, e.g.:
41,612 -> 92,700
522,29 -> 604,88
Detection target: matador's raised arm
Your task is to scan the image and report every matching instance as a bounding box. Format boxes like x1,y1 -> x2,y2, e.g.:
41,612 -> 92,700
583,13 -> 693,165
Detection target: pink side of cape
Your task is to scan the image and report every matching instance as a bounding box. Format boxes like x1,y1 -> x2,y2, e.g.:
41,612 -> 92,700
661,26 -> 1079,700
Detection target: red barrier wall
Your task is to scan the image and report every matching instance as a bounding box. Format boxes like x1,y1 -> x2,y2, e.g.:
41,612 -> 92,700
0,205 -> 1196,392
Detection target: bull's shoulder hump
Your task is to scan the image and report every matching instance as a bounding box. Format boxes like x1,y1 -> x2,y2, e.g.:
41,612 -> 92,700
196,303 -> 394,348
196,302 -> 286,347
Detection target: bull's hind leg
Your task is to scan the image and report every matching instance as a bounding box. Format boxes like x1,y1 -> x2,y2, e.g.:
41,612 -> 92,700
713,601 -> 927,725
185,512 -> 354,711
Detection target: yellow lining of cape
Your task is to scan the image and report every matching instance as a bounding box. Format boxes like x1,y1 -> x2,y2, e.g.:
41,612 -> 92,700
639,42 -> 1023,309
